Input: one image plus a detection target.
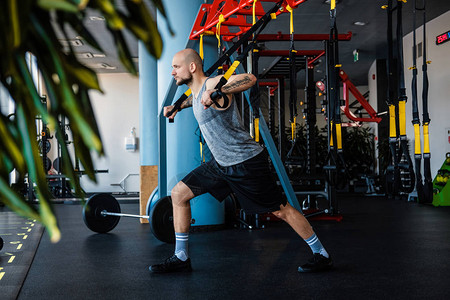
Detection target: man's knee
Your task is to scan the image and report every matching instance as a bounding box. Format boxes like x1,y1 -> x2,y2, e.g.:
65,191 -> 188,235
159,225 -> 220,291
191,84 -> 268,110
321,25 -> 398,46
171,181 -> 195,206
272,204 -> 288,220
271,202 -> 295,221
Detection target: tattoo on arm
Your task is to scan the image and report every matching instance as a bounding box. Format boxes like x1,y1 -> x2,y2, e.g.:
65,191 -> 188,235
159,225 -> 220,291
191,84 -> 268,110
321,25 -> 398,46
222,76 -> 252,93
181,96 -> 193,109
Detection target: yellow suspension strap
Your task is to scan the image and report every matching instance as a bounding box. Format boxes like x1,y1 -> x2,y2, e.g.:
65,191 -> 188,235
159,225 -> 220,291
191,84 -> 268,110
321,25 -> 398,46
410,0 -> 425,202
198,129 -> 206,163
250,47 -> 261,142
420,0 -> 432,202
324,0 -> 347,189
216,14 -> 225,52
253,0 -> 258,25
287,4 -> 297,143
199,34 -> 204,60
384,0 -> 401,196
284,4 -> 303,168
167,89 -> 192,123
395,0 -> 415,194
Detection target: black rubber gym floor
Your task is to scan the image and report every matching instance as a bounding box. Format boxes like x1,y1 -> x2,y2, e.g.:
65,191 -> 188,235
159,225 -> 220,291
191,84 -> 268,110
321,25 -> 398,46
8,195 -> 450,299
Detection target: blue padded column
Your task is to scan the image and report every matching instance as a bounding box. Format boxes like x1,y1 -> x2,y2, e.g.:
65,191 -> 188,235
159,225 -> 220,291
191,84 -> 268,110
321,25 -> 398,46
139,41 -> 158,166
157,0 -> 224,226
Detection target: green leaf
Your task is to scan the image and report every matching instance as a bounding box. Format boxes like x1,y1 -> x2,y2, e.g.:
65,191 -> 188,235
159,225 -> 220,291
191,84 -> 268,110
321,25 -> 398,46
60,12 -> 103,52
37,0 -> 79,13
37,0 -> 79,12
92,0 -> 125,30
8,0 -> 21,48
149,0 -> 174,36
110,28 -> 137,75
120,6 -> 163,58
64,57 -> 102,92
30,13 -> 103,152
1,0 -> 171,244
15,103 -> 61,242
0,114 -> 26,172
15,54 -> 58,129
0,176 -> 41,221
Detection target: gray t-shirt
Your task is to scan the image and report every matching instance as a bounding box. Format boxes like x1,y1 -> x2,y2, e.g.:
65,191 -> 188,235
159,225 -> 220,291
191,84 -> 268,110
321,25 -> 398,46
192,78 -> 263,166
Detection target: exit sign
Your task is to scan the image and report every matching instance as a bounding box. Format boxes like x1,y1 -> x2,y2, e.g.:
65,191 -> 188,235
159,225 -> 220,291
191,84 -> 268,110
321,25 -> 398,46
436,30 -> 450,45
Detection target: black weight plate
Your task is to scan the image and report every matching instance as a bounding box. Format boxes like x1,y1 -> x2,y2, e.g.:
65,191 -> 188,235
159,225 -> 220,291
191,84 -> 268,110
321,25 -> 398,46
44,157 -> 52,172
53,157 -> 60,173
150,196 -> 175,244
39,140 -> 51,154
0,236 -> 3,251
83,193 -> 121,233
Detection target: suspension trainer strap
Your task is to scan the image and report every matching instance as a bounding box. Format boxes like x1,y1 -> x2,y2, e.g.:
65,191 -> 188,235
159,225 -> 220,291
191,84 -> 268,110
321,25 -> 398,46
167,0 -> 283,119
287,5 -> 297,141
250,46 -> 261,142
396,0 -> 415,194
420,0 -> 432,202
385,0 -> 400,195
324,0 -> 347,188
410,0 -> 424,201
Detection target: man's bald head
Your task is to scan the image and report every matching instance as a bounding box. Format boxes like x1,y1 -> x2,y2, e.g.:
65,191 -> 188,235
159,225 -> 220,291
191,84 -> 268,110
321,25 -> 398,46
177,48 -> 204,73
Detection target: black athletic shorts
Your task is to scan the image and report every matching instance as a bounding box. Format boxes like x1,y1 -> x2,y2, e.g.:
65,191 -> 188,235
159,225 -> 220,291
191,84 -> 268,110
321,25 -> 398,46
181,149 -> 286,214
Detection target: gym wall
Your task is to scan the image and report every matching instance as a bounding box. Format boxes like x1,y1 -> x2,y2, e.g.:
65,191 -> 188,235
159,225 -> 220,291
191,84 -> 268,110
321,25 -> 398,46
402,9 -> 450,176
81,73 -> 140,193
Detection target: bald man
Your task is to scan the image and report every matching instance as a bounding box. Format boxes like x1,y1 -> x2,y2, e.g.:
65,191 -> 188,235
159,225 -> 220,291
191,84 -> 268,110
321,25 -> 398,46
149,49 -> 333,273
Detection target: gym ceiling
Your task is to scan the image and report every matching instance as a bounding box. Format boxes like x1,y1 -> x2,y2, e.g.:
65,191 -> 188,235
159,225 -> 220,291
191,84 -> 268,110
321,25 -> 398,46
72,0 -> 450,86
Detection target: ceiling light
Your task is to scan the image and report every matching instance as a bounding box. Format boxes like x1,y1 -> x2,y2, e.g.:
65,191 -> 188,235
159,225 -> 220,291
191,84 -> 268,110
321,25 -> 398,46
89,63 -> 117,70
76,52 -> 94,59
75,53 -> 107,59
59,39 -> 83,47
353,21 -> 367,26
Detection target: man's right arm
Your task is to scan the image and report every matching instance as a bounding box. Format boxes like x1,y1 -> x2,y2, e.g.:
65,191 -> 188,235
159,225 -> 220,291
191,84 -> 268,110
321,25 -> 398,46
164,95 -> 193,119
179,95 -> 193,110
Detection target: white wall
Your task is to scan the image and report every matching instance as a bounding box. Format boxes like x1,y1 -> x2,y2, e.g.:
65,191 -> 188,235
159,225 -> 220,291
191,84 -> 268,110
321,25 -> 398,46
403,10 -> 450,176
368,60 -> 380,172
79,73 -> 141,193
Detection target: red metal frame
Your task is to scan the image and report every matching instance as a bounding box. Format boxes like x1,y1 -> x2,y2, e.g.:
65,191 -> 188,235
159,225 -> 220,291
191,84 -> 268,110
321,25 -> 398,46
255,32 -> 353,41
259,81 -> 279,95
339,70 -> 382,123
258,50 -> 324,56
307,50 -> 325,68
189,0 -> 307,41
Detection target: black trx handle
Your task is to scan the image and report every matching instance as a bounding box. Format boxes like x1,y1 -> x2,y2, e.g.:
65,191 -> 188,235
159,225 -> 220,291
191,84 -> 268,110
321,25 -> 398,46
209,89 -> 229,108
167,0 -> 283,121
167,90 -> 191,123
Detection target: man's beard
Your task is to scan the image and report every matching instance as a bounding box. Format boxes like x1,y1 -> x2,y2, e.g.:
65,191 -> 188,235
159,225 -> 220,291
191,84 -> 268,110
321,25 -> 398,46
176,74 -> 193,86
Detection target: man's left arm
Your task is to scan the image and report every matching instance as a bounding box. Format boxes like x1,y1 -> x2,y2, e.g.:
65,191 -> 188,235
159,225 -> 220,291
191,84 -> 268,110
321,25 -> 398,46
201,73 -> 256,109
221,73 -> 256,94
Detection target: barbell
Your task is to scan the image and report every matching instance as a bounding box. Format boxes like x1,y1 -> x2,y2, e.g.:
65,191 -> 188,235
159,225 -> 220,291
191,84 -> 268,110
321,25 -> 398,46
82,193 -> 188,244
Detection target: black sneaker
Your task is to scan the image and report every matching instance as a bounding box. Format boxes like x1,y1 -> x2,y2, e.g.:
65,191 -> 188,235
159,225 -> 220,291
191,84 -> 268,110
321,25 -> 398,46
298,253 -> 333,273
149,255 -> 192,273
